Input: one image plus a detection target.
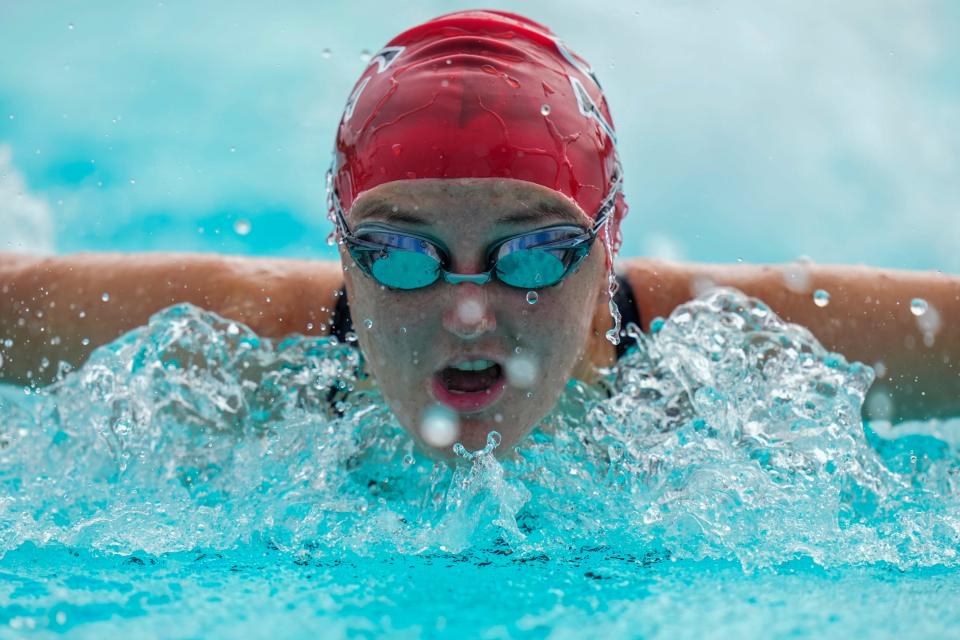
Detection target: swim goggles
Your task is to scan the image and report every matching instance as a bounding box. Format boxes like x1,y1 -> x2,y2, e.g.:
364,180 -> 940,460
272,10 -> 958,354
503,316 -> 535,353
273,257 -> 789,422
328,167 -> 622,291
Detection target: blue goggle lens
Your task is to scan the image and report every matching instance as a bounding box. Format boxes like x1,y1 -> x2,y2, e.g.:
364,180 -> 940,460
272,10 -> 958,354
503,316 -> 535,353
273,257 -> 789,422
495,249 -> 569,288
369,249 -> 440,290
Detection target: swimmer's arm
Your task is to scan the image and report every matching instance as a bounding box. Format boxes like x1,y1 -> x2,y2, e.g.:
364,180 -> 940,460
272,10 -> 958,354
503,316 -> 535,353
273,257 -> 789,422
0,253 -> 343,385
619,258 -> 960,422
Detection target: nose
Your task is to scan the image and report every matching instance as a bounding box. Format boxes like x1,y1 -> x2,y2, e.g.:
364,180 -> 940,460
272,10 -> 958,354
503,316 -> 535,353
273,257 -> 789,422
442,283 -> 497,340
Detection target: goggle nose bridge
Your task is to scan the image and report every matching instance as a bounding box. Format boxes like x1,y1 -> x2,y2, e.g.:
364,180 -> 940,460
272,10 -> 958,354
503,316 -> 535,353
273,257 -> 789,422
442,272 -> 493,285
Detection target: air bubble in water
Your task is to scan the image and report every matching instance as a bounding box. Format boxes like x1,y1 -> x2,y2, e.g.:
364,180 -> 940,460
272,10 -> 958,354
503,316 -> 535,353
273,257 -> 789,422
233,219 -> 251,236
813,289 -> 830,307
360,49 -> 372,62
364,318 -> 373,329
419,404 -> 460,448
505,353 -> 538,389
540,104 -> 551,116
67,23 -> 75,30
910,298 -> 928,316
321,48 -> 332,59
101,292 -> 110,302
226,323 -> 240,336
525,291 -> 539,305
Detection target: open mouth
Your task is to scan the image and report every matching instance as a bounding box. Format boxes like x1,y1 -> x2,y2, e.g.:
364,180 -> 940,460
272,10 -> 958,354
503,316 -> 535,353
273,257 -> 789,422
431,359 -> 507,414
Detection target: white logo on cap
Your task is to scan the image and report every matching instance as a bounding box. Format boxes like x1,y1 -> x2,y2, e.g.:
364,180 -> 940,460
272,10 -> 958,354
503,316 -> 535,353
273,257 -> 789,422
343,46 -> 406,123
370,45 -> 405,73
569,77 -> 617,144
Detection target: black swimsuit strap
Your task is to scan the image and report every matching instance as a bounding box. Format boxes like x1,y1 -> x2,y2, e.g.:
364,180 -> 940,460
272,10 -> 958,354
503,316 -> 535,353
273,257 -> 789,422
612,273 -> 642,359
330,274 -> 643,359
331,286 -> 354,344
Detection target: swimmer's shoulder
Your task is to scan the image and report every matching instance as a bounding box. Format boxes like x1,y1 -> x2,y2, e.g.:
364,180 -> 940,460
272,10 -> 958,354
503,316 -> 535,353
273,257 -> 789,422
616,258 -> 697,332
215,255 -> 344,338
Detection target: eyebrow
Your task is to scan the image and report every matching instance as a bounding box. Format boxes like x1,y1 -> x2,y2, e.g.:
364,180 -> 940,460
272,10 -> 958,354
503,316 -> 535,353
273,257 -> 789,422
352,200 -> 584,226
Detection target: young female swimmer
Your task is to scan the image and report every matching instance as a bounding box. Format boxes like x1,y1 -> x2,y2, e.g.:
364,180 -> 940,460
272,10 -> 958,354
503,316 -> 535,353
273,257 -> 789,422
1,11 -> 958,455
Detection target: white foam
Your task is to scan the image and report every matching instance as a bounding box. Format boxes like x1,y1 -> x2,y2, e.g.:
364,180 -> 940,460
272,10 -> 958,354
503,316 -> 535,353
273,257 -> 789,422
0,145 -> 55,254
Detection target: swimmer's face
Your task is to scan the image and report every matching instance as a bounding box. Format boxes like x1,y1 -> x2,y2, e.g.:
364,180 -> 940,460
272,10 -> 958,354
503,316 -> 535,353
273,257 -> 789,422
339,178 -> 609,458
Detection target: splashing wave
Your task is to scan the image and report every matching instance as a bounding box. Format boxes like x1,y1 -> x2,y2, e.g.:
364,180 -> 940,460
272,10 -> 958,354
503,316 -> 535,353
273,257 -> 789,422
1,289 -> 957,569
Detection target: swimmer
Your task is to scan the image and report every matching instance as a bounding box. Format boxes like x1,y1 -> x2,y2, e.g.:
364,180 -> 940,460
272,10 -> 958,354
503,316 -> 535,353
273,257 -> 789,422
1,10 -> 958,455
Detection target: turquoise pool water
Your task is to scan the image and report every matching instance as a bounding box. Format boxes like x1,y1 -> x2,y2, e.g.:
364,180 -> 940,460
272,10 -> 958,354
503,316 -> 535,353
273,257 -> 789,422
2,290 -> 960,637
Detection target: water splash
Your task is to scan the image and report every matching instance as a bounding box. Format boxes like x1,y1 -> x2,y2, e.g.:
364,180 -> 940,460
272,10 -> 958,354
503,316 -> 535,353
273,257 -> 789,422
1,291 -> 959,569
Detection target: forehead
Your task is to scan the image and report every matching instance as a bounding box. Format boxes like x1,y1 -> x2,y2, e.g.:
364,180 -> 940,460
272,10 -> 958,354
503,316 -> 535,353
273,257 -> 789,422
348,178 -> 591,227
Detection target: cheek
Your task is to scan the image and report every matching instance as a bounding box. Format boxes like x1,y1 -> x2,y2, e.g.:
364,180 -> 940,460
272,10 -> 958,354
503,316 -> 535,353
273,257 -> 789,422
513,284 -> 596,368
344,278 -> 436,372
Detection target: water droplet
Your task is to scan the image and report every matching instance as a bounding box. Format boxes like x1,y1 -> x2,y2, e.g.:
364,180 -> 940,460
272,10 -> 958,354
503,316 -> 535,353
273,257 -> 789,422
419,404 -> 460,448
400,326 -> 407,334
226,323 -> 240,336
321,48 -> 332,59
781,262 -> 811,294
456,298 -> 485,324
505,353 -> 539,389
78,310 -> 86,319
910,298 -> 928,316
101,292 -> 110,302
391,143 -> 403,156
813,289 -> 830,307
540,104 -> 551,116
233,219 -> 251,236
364,318 -> 373,329
494,413 -> 503,423
81,338 -> 90,346
525,291 -> 539,305
874,361 -> 887,379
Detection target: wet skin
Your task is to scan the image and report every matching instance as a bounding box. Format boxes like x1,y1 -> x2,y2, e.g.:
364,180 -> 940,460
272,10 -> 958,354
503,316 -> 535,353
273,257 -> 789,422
339,178 -> 610,458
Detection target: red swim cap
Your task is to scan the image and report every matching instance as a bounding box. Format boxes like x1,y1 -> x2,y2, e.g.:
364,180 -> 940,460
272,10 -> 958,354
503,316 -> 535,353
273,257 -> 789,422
330,10 -> 626,252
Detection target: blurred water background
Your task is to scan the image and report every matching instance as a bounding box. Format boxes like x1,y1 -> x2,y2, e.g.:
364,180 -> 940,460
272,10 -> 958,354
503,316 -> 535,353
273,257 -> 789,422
0,1 -> 957,271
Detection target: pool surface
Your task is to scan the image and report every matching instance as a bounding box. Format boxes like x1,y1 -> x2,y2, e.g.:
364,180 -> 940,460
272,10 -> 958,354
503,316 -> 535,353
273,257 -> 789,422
2,291 -> 960,637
